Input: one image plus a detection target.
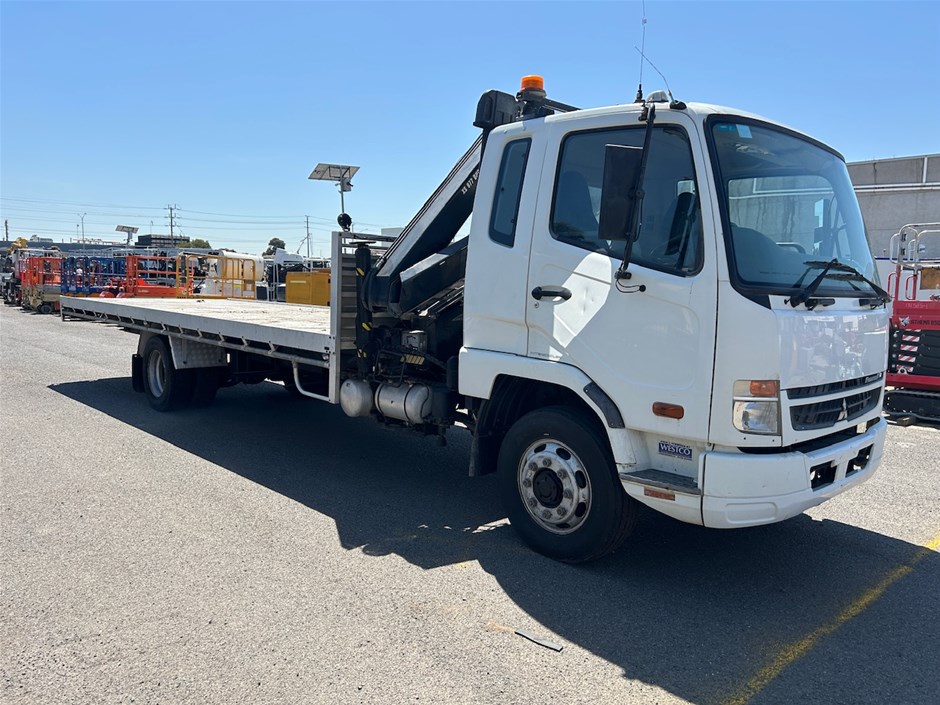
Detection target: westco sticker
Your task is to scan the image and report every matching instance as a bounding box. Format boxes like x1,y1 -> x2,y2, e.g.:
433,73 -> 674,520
658,441 -> 693,460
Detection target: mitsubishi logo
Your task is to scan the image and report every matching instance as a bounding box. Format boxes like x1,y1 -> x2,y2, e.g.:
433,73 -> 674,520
837,399 -> 849,422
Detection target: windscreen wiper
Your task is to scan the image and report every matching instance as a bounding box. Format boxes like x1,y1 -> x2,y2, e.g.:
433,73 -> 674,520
789,259 -> 890,309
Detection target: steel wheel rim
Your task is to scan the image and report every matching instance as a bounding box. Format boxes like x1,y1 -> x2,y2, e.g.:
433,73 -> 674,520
147,349 -> 167,397
517,439 -> 592,535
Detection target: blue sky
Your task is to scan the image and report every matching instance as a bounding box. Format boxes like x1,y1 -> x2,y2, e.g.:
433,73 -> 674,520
2,0 -> 938,255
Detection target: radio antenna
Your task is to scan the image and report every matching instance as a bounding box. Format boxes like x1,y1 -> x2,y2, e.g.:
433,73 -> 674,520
634,46 -> 673,102
634,0 -> 647,103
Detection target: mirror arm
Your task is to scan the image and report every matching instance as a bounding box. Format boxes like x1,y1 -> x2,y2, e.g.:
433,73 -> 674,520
616,104 -> 656,280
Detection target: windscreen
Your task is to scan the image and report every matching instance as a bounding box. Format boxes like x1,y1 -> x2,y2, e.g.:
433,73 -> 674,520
710,120 -> 878,296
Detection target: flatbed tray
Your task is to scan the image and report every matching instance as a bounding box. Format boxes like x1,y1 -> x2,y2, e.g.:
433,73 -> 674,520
59,296 -> 334,361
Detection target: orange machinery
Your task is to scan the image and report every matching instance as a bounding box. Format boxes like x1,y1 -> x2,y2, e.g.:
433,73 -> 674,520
122,253 -> 260,299
21,256 -> 62,314
122,255 -> 195,297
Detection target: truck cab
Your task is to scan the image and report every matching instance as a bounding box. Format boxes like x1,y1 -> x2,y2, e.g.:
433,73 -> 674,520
459,84 -> 888,559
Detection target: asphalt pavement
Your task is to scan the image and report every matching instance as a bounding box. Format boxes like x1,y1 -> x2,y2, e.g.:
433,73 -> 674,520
1,304 -> 938,705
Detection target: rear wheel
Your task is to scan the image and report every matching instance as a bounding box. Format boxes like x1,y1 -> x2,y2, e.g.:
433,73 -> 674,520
38,302 -> 53,315
498,406 -> 637,563
143,336 -> 194,412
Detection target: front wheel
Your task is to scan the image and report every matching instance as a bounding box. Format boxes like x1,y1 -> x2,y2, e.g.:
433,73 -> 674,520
498,406 -> 637,563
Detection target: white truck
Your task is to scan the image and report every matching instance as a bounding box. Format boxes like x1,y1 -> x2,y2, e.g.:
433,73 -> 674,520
60,77 -> 891,562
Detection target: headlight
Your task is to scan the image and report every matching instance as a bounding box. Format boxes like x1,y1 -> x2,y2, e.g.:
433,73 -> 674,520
733,380 -> 781,435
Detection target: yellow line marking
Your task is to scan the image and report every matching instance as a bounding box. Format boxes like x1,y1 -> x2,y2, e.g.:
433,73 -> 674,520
720,530 -> 940,705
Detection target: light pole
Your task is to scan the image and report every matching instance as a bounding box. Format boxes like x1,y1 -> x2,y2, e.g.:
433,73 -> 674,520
78,212 -> 87,251
305,215 -> 311,259
308,163 -> 359,232
116,224 -> 139,247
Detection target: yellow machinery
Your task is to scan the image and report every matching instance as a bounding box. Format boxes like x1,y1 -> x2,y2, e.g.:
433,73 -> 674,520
183,252 -> 262,299
285,270 -> 331,306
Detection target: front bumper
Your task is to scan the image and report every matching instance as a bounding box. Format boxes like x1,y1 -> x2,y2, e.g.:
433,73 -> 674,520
701,417 -> 886,528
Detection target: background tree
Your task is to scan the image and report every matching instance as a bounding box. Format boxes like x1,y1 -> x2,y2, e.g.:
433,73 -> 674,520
263,237 -> 286,256
177,238 -> 211,249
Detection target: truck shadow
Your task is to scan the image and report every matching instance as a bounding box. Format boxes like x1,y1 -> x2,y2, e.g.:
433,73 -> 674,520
50,378 -> 939,705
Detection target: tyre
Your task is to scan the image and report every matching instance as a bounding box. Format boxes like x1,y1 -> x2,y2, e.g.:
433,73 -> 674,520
497,406 -> 637,563
142,336 -> 194,412
38,303 -> 53,315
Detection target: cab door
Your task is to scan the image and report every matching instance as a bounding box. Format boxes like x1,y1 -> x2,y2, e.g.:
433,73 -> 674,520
464,122 -> 543,356
525,113 -> 719,444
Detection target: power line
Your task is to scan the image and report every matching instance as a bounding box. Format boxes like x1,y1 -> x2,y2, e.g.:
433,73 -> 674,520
179,208 -> 309,219
177,208 -> 388,229
180,216 -> 316,225
2,198 -> 396,249
176,223 -> 335,232
0,207 -> 335,229
0,214 -> 90,225
0,196 -> 165,211
0,206 -> 167,219
0,199 -> 353,226
2,200 -> 392,230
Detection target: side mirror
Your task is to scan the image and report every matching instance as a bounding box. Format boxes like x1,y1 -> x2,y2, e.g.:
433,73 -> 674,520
598,144 -> 643,244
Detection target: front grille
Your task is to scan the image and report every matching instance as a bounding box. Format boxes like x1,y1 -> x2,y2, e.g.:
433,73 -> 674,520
738,418 -> 879,455
790,389 -> 880,431
788,373 -> 883,400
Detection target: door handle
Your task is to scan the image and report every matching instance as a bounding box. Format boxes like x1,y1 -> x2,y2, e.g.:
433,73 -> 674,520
531,285 -> 572,301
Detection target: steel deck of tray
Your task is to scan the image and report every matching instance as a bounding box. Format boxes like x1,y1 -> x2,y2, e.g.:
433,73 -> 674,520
59,296 -> 334,364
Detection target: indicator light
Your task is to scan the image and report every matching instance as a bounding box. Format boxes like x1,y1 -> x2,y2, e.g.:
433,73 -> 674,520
652,402 -> 685,419
749,380 -> 779,397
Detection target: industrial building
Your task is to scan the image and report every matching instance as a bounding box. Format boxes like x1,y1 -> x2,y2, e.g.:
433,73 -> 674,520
849,153 -> 940,257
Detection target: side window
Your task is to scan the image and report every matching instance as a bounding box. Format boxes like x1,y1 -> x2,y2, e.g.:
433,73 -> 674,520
489,139 -> 531,247
551,126 -> 703,275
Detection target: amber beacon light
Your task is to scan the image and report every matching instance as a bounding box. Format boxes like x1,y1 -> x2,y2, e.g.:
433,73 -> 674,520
520,75 -> 545,91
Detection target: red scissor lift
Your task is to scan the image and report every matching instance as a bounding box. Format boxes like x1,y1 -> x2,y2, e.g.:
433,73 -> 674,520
884,223 -> 940,425
123,254 -> 194,298
21,255 -> 62,314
